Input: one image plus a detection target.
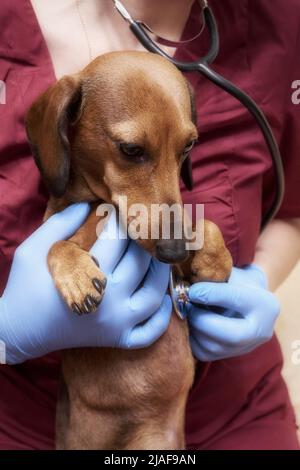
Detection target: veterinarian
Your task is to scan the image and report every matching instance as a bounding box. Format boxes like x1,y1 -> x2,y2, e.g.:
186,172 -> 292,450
0,0 -> 300,450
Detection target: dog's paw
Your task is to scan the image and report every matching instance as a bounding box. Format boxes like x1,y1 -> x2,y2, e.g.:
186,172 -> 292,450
190,251 -> 232,284
189,220 -> 232,284
48,241 -> 107,315
179,220 -> 232,284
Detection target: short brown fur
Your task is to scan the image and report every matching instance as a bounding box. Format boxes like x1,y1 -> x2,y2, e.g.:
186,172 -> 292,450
26,51 -> 232,449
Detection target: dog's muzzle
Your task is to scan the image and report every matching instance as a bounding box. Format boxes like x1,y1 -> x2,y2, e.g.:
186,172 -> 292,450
156,239 -> 188,263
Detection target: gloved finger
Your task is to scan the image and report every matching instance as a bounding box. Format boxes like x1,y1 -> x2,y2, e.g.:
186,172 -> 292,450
190,331 -> 228,358
189,333 -> 253,361
112,241 -> 151,293
244,264 -> 268,288
129,259 -> 170,321
90,210 -> 129,274
228,265 -> 267,289
126,295 -> 172,349
21,203 -> 90,255
188,306 -> 257,346
189,334 -> 213,362
189,282 -> 257,315
190,330 -> 255,359
228,266 -> 248,285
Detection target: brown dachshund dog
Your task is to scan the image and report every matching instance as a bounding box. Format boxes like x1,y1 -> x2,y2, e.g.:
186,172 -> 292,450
26,51 -> 232,450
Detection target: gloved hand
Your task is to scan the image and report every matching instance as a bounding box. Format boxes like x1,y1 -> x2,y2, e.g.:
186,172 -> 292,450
187,265 -> 280,361
0,203 -> 171,364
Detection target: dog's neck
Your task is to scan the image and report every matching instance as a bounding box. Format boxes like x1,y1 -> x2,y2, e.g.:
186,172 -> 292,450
121,0 -> 195,40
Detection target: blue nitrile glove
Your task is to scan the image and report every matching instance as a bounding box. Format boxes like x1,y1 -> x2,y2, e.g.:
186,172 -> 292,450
187,265 -> 280,361
0,203 -> 171,364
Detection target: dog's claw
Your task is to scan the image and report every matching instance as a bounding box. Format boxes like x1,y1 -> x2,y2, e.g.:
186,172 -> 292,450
91,255 -> 100,268
72,302 -> 82,316
83,295 -> 95,313
92,277 -> 106,293
50,245 -> 106,316
93,296 -> 101,307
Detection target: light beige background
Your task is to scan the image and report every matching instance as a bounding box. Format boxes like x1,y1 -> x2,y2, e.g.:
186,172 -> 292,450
276,261 -> 300,441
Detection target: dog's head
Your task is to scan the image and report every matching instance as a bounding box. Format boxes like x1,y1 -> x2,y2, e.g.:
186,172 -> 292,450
26,51 -> 198,263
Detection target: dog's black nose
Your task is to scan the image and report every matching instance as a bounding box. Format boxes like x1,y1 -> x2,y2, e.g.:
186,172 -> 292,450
155,239 -> 188,263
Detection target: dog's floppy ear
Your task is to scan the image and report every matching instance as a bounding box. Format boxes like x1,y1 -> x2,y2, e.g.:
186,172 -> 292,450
25,75 -> 82,197
181,80 -> 197,191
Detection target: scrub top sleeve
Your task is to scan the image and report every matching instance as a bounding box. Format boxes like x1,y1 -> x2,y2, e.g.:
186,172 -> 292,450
276,30 -> 300,219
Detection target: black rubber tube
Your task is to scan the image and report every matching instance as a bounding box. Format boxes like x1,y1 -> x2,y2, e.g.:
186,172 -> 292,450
129,7 -> 285,229
197,63 -> 285,230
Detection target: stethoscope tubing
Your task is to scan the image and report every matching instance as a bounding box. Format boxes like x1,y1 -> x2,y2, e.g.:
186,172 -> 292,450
197,62 -> 285,230
113,0 -> 286,320
129,6 -> 285,230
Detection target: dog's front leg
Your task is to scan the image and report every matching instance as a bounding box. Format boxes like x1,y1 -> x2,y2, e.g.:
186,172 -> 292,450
46,205 -> 107,314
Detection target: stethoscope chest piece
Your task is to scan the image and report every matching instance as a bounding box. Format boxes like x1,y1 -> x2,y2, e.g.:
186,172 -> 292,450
169,269 -> 191,320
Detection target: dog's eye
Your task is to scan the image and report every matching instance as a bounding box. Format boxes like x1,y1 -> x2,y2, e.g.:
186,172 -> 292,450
183,140 -> 197,155
119,143 -> 145,160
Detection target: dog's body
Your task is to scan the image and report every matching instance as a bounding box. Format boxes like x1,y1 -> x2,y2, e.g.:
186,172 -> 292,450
26,51 -> 232,449
57,316 -> 194,449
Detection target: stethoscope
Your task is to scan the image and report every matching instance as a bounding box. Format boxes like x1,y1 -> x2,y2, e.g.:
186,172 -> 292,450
112,0 -> 285,320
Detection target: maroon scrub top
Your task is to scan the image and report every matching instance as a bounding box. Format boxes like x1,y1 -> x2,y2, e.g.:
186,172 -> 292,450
0,0 -> 299,450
